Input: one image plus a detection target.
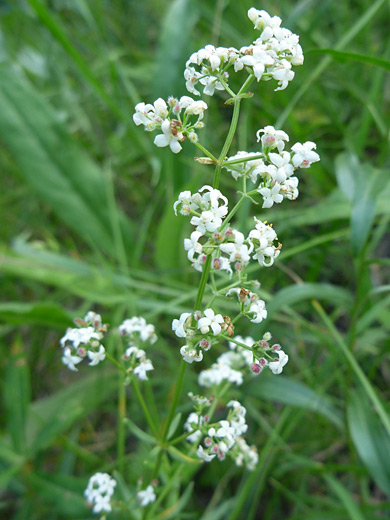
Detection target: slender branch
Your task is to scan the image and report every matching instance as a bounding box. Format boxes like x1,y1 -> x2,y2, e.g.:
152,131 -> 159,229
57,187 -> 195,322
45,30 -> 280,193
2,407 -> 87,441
193,141 -> 218,163
131,378 -> 159,437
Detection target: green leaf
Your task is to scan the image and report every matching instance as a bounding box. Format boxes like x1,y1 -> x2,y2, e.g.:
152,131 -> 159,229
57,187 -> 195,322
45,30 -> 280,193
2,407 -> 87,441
335,153 -> 379,254
0,65 -> 133,256
3,338 -> 31,454
323,473 -> 365,520
266,283 -> 352,316
307,49 -> 390,71
167,412 -> 182,440
158,482 -> 194,519
246,374 -> 343,429
0,302 -> 71,328
167,446 -> 202,465
153,0 -> 200,99
26,371 -> 117,455
124,418 -> 157,445
347,389 -> 390,496
26,472 -> 89,516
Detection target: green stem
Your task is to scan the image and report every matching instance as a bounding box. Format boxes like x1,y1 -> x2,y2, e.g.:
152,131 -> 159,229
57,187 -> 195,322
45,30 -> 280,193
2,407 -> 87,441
194,255 -> 213,310
161,360 -> 187,443
220,194 -> 246,231
213,97 -> 242,189
105,351 -> 126,373
193,141 -> 218,163
117,363 -> 126,475
131,378 -> 159,437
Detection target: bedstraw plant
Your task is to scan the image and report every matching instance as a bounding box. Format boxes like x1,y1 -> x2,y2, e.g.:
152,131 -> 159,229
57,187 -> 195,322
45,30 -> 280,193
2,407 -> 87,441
59,8 -> 320,519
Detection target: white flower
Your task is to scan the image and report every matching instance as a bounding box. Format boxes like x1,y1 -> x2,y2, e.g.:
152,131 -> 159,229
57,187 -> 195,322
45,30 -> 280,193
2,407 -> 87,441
256,125 -> 289,153
172,312 -> 192,338
134,360 -> 154,380
258,183 -> 284,208
198,362 -> 244,388
119,317 -> 157,344
248,218 -> 281,267
231,416 -> 248,436
280,176 -> 299,200
216,420 -> 236,444
154,119 -> 183,154
272,59 -> 295,91
180,97 -> 208,119
227,400 -> 246,417
248,8 -> 282,40
233,437 -> 259,471
235,45 -> 274,81
180,345 -> 203,363
83,311 -> 102,327
268,151 -> 294,182
184,231 -> 203,262
189,188 -> 228,233
198,308 -> 224,335
124,346 -> 145,359
248,299 -> 267,323
223,151 -> 265,182
173,190 -> 194,215
133,98 -> 168,130
197,445 -> 216,462
85,473 -> 116,514
291,141 -> 320,168
138,485 -> 156,507
268,350 -> 289,374
88,345 -> 106,366
184,412 -> 203,443
219,230 -> 253,266
60,327 -> 100,349
92,495 -> 111,514
184,66 -> 201,95
62,347 -> 83,371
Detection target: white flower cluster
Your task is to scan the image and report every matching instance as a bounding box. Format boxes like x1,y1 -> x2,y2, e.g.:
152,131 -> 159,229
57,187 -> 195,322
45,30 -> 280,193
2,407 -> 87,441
123,346 -> 154,381
60,311 -> 107,371
174,186 -> 282,274
173,309 -> 229,363
133,95 -> 207,153
198,333 -> 288,387
119,316 -> 157,344
137,485 -> 156,507
198,336 -> 255,388
184,8 -> 303,97
119,316 -> 157,380
226,288 -> 267,323
224,126 -> 320,209
185,400 -> 258,470
84,472 -> 116,514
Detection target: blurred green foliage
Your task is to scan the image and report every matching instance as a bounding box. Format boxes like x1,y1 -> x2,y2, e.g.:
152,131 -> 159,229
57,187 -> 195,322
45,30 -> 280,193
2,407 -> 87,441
0,0 -> 389,518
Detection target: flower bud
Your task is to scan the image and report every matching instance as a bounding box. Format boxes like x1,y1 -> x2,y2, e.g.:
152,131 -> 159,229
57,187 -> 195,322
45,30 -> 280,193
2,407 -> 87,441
188,131 -> 198,143
213,257 -> 222,270
212,232 -> 224,243
251,363 -> 261,374
200,338 -> 211,351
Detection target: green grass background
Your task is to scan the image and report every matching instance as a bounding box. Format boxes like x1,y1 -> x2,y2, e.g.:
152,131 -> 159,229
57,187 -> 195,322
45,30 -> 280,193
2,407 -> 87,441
0,0 -> 390,518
